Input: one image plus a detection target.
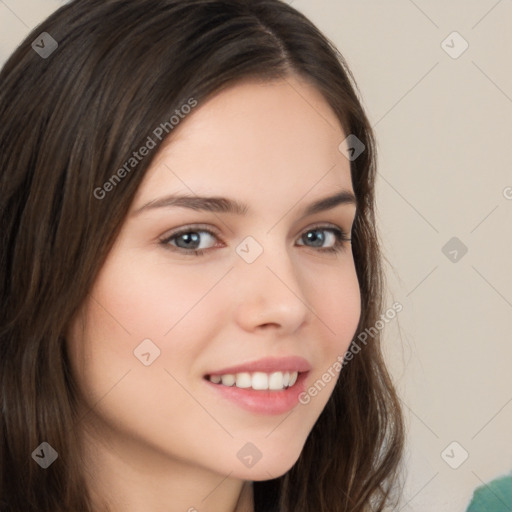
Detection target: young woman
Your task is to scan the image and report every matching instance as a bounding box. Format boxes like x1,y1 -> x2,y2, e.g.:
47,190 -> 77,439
0,1 -> 404,511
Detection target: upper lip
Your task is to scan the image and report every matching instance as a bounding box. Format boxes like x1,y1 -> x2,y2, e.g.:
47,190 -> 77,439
205,356 -> 312,377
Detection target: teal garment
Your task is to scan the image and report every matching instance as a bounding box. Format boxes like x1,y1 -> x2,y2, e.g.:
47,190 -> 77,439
466,474 -> 512,512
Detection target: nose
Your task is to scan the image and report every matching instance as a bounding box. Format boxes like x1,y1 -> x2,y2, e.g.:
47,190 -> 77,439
232,237 -> 310,335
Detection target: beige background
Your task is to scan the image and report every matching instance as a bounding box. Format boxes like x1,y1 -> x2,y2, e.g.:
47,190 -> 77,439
1,1 -> 511,510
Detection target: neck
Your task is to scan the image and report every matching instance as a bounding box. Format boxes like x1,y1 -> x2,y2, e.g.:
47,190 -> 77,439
234,481 -> 254,512
80,418 -> 254,512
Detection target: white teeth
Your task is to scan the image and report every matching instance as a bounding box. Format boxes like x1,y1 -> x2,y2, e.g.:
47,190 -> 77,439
268,371 -> 284,390
235,372 -> 252,388
208,371 -> 299,390
251,372 -> 268,390
221,374 -> 235,386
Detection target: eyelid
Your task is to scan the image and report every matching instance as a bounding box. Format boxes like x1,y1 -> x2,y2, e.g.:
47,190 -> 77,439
160,223 -> 221,238
301,221 -> 351,236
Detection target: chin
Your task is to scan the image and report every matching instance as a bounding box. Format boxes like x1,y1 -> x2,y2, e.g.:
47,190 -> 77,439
236,450 -> 303,481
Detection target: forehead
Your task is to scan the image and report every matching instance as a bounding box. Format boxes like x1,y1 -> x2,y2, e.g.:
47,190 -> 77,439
133,75 -> 353,210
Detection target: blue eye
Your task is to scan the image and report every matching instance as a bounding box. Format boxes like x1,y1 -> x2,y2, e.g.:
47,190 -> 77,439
159,225 -> 351,256
160,228 -> 219,255
297,227 -> 351,253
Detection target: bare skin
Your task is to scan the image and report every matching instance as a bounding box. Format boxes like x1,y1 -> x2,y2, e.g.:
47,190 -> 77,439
66,74 -> 361,512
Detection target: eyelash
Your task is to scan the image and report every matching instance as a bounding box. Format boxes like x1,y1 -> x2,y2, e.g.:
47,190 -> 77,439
158,224 -> 352,257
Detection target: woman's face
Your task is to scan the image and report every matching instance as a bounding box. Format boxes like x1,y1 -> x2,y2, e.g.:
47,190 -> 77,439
67,75 -> 361,482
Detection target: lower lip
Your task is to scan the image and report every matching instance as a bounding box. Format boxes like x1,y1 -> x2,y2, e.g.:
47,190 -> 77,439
203,372 -> 309,415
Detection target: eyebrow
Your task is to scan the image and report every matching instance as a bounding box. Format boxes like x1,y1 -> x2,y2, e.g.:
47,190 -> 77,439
132,190 -> 357,217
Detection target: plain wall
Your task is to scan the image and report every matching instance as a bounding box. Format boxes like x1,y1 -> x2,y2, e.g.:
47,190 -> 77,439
1,1 -> 511,510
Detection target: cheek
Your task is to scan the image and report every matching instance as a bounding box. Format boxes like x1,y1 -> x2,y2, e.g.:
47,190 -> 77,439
67,252 -> 232,391
64,258 -> 229,447
292,262 -> 360,422
89,251 -> 230,340
309,259 -> 361,352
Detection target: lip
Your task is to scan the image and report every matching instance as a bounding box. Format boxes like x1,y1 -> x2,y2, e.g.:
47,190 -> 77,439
203,370 -> 309,415
205,356 -> 312,377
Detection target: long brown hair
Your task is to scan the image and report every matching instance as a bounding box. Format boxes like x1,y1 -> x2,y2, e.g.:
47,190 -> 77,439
0,1 -> 404,510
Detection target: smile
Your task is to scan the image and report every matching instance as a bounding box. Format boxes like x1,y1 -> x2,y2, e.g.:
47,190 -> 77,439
206,371 -> 299,391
